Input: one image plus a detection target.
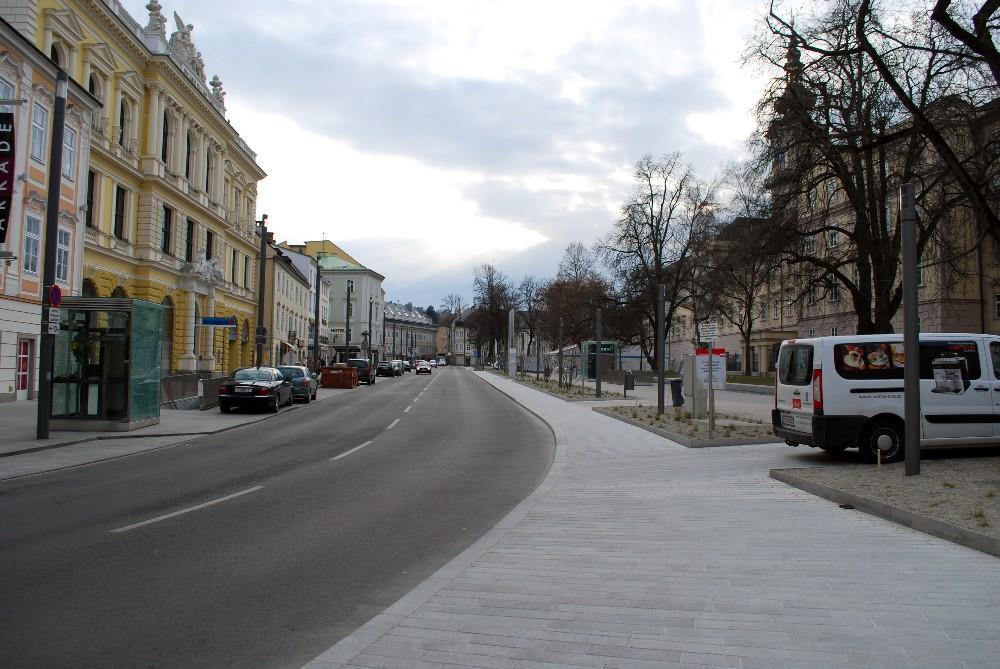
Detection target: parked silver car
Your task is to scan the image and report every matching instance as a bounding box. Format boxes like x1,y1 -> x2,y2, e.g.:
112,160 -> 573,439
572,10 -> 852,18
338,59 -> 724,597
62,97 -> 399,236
277,365 -> 319,403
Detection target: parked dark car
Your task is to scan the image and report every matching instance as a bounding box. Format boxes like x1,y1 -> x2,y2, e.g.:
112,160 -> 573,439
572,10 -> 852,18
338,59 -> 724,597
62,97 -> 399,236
390,360 -> 404,376
219,367 -> 293,413
346,358 -> 376,384
376,361 -> 394,377
278,365 -> 319,403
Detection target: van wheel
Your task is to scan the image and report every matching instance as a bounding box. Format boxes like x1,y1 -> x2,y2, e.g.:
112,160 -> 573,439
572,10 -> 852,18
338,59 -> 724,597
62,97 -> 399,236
858,419 -> 904,463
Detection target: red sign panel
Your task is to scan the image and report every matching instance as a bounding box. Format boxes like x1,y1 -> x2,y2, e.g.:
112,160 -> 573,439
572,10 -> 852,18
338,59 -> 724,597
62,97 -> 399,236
792,398 -> 802,409
48,283 -> 62,307
0,112 -> 14,245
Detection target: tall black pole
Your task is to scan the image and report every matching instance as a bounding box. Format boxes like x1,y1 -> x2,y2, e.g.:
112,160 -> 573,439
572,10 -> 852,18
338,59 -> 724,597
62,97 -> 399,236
36,71 -> 67,439
558,318 -> 564,388
313,266 -> 321,369
657,283 -> 665,415
901,183 -> 920,476
345,280 -> 353,361
254,214 -> 268,368
595,308 -> 602,399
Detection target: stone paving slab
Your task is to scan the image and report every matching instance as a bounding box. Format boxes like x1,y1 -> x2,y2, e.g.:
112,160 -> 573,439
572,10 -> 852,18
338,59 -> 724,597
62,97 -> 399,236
303,369 -> 1000,669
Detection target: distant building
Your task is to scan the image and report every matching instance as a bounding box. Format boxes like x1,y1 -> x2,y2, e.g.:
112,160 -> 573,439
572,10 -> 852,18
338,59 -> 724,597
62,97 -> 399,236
383,301 -> 435,359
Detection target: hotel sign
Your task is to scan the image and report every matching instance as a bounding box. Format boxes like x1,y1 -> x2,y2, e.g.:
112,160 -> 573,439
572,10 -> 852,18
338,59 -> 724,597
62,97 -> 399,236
0,112 -> 14,245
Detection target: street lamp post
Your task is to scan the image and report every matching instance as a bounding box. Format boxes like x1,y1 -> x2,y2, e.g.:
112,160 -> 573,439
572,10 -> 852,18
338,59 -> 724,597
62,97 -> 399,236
367,296 -> 374,363
345,279 -> 353,362
254,214 -> 268,368
35,71 -> 68,440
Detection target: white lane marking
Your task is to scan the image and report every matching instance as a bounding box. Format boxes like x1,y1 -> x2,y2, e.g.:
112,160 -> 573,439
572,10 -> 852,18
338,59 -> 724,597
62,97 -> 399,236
387,418 -> 400,430
111,486 -> 264,533
332,440 -> 372,461
413,397 -> 419,403
404,405 -> 411,413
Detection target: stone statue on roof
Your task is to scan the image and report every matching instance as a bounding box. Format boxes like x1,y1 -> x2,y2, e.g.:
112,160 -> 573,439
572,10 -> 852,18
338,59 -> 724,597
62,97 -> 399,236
210,75 -> 226,108
192,51 -> 206,83
145,0 -> 166,37
168,12 -> 196,63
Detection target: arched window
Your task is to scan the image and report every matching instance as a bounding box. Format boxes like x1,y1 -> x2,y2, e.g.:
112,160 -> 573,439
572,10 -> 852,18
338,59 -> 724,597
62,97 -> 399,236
161,296 -> 174,375
111,285 -> 128,298
81,278 -> 98,297
49,44 -> 61,66
88,74 -> 100,97
161,111 -> 169,164
204,148 -> 212,194
184,131 -> 192,179
118,99 -> 129,147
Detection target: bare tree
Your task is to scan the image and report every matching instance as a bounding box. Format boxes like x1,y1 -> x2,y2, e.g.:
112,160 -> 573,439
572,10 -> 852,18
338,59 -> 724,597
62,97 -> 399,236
468,263 -> 516,364
752,0 -> 962,333
517,276 -> 545,358
598,153 -> 716,367
440,293 -> 463,315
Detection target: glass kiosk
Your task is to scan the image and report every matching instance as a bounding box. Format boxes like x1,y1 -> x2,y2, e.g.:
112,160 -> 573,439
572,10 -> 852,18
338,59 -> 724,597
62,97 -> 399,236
50,298 -> 163,431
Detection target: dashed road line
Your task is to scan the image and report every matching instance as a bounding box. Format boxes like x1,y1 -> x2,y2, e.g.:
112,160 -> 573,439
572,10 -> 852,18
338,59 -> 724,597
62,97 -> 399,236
332,440 -> 372,461
404,405 -> 411,413
111,486 -> 264,533
387,418 -> 400,430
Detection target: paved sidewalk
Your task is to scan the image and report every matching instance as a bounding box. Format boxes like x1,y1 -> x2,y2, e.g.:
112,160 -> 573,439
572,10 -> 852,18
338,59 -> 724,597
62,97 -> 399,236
304,370 -> 1000,669
0,387 -> 350,479
531,374 -> 774,423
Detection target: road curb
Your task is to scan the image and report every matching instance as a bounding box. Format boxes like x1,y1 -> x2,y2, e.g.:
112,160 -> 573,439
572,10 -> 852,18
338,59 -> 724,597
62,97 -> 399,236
592,407 -> 778,448
302,368 -> 566,669
770,468 -> 1000,558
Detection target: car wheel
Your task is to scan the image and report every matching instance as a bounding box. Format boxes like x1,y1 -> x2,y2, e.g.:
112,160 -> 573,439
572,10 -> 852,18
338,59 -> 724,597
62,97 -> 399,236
303,391 -> 310,404
312,388 -> 317,400
270,396 -> 279,413
858,418 -> 904,463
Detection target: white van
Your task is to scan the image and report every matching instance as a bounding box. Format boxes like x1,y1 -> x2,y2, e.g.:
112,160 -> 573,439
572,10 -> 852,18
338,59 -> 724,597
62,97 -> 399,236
772,333 -> 1000,462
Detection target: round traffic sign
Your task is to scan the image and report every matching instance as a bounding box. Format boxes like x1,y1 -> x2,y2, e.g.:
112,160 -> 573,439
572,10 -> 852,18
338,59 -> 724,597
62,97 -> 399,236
48,283 -> 62,307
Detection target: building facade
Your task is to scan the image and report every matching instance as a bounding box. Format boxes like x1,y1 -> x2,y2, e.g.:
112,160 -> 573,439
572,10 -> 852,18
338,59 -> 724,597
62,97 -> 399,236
263,243 -> 310,366
0,0 -> 266,382
283,239 -> 385,363
383,301 -> 435,359
0,16 -> 99,402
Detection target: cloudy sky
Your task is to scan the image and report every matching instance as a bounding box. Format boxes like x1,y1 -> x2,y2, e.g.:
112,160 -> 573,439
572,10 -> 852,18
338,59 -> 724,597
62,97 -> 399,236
122,0 -> 774,308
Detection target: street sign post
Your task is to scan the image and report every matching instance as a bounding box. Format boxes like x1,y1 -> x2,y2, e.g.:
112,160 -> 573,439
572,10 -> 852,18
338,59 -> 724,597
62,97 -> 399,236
697,321 -> 719,438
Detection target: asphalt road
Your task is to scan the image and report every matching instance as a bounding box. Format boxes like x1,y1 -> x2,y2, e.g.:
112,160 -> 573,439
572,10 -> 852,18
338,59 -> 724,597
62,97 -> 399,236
0,367 -> 554,668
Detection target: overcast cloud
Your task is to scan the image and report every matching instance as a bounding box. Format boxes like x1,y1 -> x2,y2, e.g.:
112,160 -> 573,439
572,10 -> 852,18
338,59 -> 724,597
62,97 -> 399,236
122,0 -> 773,308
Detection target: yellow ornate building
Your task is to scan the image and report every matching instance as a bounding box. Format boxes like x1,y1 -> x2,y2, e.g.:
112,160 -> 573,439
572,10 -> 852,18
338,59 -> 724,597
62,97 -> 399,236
0,0 -> 266,376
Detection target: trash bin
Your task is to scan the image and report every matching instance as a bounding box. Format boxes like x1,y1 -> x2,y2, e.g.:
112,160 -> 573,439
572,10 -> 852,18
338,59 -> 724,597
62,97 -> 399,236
667,378 -> 684,406
623,371 -> 635,391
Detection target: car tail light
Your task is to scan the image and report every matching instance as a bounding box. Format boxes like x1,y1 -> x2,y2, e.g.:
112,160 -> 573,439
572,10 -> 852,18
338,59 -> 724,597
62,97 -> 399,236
256,386 -> 272,396
218,385 -> 228,395
812,369 -> 823,412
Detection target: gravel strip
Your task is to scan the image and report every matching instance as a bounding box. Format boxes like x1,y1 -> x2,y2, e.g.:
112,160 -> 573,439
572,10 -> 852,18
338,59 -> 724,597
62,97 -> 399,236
780,456 -> 1000,540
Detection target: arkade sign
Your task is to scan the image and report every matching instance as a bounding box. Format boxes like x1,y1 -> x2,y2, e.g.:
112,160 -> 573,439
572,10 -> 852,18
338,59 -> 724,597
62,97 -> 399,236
0,112 -> 14,245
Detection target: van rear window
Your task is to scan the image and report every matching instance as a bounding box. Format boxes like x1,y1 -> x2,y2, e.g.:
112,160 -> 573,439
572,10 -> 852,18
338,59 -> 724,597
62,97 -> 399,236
832,341 -> 981,380
779,345 -> 813,386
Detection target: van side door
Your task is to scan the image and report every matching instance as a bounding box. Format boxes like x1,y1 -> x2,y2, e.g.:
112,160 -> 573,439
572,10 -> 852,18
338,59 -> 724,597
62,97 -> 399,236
920,340 -> 992,441
989,341 -> 1000,438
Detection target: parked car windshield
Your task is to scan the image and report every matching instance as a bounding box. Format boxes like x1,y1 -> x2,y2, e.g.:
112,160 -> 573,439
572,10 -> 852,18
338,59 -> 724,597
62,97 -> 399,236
278,367 -> 305,378
234,369 -> 272,381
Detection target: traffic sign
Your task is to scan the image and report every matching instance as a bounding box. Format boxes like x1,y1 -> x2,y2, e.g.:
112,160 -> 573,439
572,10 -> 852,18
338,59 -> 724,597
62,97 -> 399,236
48,284 -> 62,308
47,321 -> 59,335
697,321 -> 718,342
48,307 -> 60,322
